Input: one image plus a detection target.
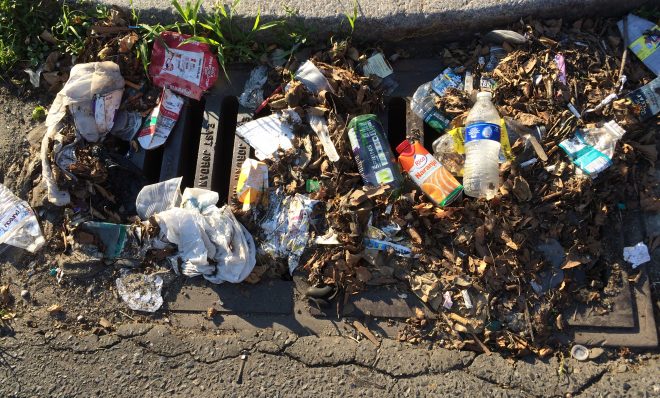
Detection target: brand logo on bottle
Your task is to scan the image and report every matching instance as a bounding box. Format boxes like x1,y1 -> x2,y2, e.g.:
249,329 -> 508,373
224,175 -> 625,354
482,125 -> 493,138
413,154 -> 427,169
467,126 -> 480,140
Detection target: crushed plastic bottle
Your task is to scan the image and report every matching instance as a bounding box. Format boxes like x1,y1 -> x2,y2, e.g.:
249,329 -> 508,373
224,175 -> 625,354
411,82 -> 452,133
463,91 -> 502,199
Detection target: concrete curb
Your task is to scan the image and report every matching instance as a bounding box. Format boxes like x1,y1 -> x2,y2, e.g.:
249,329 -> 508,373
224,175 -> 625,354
100,0 -> 651,41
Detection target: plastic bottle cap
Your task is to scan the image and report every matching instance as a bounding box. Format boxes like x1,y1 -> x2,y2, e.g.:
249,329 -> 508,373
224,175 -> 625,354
477,91 -> 492,99
395,140 -> 413,155
571,344 -> 589,361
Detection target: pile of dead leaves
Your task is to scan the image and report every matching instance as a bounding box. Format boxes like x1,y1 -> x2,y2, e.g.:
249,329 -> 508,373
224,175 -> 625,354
236,16 -> 657,356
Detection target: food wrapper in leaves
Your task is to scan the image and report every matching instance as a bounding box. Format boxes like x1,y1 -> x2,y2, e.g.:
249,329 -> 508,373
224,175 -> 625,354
236,159 -> 268,211
259,190 -> 318,274
148,31 -> 219,100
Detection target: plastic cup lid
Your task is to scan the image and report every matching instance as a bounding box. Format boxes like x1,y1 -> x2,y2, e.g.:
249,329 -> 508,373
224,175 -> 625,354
570,344 -> 589,361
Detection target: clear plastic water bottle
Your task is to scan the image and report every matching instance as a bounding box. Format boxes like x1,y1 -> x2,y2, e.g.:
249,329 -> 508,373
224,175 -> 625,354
411,82 -> 451,133
463,91 -> 501,199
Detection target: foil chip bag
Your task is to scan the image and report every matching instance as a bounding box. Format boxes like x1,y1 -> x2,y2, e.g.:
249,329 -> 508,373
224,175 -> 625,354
149,31 -> 219,100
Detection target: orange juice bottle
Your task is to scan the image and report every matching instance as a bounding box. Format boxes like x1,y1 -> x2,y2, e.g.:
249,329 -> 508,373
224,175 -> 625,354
396,139 -> 463,206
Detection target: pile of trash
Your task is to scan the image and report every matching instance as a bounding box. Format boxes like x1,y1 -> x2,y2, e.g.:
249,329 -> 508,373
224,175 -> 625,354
228,15 -> 659,354
1,8 -> 658,356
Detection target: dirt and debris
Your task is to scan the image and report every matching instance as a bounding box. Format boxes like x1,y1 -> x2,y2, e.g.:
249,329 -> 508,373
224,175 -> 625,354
0,6 -> 658,357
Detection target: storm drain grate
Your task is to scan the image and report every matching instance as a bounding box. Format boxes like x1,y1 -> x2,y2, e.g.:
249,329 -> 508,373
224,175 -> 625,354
142,61 -> 656,347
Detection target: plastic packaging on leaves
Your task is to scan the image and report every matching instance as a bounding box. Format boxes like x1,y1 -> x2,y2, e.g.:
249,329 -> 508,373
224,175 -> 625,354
137,88 -> 185,150
411,82 -> 452,133
45,61 -> 125,143
115,272 -> 163,312
432,133 -> 464,176
236,159 -> 268,211
151,186 -> 256,284
307,114 -> 340,162
559,120 -> 626,178
136,177 -> 183,219
431,68 -> 462,96
623,242 -> 651,269
0,184 -> 45,253
618,14 -> 659,76
149,31 -> 219,100
235,110 -> 298,160
364,238 -> 413,257
260,190 -> 317,274
293,60 -> 333,94
626,75 -> 660,121
554,54 -> 567,84
238,65 -> 268,110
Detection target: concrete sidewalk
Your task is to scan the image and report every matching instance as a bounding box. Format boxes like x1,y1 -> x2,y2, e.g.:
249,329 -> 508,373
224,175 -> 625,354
102,0 -> 651,41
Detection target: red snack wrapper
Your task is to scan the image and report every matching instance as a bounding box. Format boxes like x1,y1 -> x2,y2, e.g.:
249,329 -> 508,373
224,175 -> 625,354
149,31 -> 219,100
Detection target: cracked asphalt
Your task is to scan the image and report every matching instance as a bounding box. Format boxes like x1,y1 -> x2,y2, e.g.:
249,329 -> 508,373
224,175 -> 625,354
1,323 -> 658,397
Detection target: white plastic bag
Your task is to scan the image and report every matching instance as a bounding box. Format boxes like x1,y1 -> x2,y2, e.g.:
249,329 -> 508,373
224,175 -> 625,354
135,177 -> 182,219
147,186 -> 256,284
0,184 -> 45,253
182,188 -> 256,283
46,61 -> 125,142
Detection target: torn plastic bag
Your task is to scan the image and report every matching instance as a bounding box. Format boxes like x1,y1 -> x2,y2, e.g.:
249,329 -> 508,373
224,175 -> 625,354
45,61 -> 124,142
116,271 -> 163,312
151,187 -> 256,283
155,207 -> 214,275
0,184 -> 45,253
149,31 -> 219,100
238,65 -> 268,110
235,109 -> 299,160
293,60 -> 334,94
260,190 -> 317,274
135,177 -> 183,219
182,188 -> 256,283
40,122 -> 71,205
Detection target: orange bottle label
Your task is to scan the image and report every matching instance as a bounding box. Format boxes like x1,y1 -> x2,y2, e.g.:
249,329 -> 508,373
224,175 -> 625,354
398,141 -> 463,206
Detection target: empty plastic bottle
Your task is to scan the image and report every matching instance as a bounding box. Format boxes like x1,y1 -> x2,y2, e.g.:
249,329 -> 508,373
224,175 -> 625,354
463,91 -> 501,199
411,82 -> 451,133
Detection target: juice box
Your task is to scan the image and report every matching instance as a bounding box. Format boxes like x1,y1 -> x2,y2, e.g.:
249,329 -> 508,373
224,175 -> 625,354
396,140 -> 463,206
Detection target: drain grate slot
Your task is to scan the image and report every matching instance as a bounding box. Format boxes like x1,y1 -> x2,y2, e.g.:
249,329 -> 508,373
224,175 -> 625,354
386,97 -> 407,150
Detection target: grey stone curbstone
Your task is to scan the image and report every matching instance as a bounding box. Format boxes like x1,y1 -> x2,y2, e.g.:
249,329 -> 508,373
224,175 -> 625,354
373,339 -> 430,377
428,348 -> 476,373
284,335 -> 358,366
468,353 -> 516,386
116,322 -> 153,338
97,0 -> 650,42
135,324 -> 191,357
